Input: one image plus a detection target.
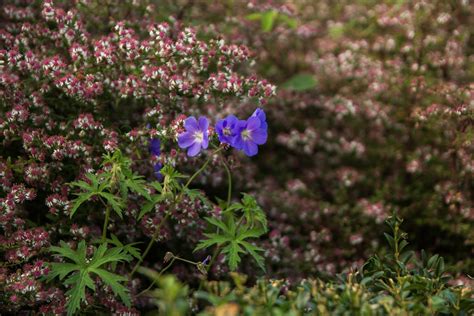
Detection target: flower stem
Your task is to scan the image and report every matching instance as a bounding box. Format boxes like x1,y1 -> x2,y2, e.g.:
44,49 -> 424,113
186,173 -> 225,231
184,147 -> 223,189
206,245 -> 222,273
130,148 -> 222,279
102,205 -> 111,242
130,213 -> 170,278
221,158 -> 232,208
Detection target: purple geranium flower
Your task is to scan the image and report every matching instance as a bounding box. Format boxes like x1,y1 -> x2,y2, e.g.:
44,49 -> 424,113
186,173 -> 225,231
153,162 -> 163,180
215,114 -> 239,145
233,114 -> 268,157
251,108 -> 267,130
178,116 -> 209,157
149,138 -> 161,156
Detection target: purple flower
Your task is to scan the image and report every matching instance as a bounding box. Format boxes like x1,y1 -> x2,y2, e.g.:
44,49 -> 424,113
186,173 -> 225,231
149,138 -> 161,156
178,116 -> 209,157
153,162 -> 163,180
215,114 -> 239,145
233,115 -> 268,157
251,108 -> 267,130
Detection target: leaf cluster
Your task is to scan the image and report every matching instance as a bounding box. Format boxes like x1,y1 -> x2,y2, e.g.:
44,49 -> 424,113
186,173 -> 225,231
46,240 -> 132,316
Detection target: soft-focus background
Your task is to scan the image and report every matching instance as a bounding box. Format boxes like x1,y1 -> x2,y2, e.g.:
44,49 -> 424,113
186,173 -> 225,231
172,0 -> 474,278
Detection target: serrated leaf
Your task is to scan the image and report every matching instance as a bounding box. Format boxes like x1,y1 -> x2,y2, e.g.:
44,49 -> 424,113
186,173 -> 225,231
69,193 -> 93,218
125,177 -> 151,200
47,242 -> 132,315
91,268 -> 131,306
222,241 -> 244,271
46,262 -> 78,281
240,240 -> 265,271
99,192 -> 124,218
237,226 -> 265,241
204,217 -> 229,233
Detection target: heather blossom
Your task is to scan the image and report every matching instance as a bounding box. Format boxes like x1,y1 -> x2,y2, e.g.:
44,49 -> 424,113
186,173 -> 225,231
178,116 -> 209,157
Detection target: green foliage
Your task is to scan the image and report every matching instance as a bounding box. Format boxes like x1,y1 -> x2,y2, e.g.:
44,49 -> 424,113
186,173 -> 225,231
195,215 -> 266,271
246,10 -> 297,32
138,165 -> 186,220
282,73 -> 318,91
69,150 -> 151,219
189,216 -> 474,315
356,215 -> 474,314
138,268 -> 190,316
226,193 -> 268,229
46,240 -> 132,316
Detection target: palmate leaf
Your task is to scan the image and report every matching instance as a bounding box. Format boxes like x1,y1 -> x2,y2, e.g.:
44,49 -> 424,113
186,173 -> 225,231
196,216 -> 267,271
99,192 -> 124,218
47,241 -> 132,316
107,234 -> 142,260
125,176 -> 151,200
222,242 -> 245,271
69,192 -> 93,218
240,240 -> 265,271
138,193 -> 168,220
64,270 -> 93,316
195,233 -> 231,251
226,194 -> 267,230
91,268 -> 131,306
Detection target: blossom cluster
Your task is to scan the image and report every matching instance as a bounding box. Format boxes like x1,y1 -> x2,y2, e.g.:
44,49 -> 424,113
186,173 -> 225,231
178,108 -> 268,157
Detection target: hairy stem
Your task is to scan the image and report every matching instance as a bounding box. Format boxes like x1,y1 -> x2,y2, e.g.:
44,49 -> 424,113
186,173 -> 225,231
222,158 -> 232,208
101,205 -> 111,242
130,213 -> 170,278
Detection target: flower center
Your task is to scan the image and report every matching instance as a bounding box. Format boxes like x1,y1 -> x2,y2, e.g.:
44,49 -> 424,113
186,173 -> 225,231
194,131 -> 204,143
223,127 -> 232,136
241,129 -> 251,141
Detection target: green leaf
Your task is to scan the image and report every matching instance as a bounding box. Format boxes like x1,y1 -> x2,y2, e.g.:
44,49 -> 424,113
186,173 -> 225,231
139,200 -> 157,220
47,241 -> 132,314
194,235 -> 228,252
63,270 -> 90,316
282,74 -> 317,91
237,226 -> 265,241
46,262 -> 78,281
99,192 -> 124,218
245,12 -> 262,21
261,10 -> 278,32
240,240 -> 265,271
91,268 -> 131,306
125,177 -> 151,200
69,193 -> 93,218
222,242 -> 245,271
204,217 -> 229,233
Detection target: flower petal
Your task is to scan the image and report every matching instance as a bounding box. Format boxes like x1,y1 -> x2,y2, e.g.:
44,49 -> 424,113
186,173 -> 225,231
252,108 -> 266,122
149,138 -> 161,156
201,131 -> 209,149
198,116 -> 209,131
226,114 -> 238,126
178,132 -> 195,148
246,116 -> 261,131
187,141 -> 202,157
184,116 -> 199,131
243,141 -> 258,157
230,133 -> 242,149
251,128 -> 267,145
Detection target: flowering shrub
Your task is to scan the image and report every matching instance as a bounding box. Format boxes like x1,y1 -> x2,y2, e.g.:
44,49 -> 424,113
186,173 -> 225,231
0,0 -> 472,314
